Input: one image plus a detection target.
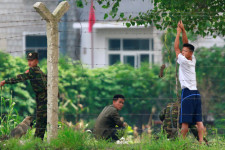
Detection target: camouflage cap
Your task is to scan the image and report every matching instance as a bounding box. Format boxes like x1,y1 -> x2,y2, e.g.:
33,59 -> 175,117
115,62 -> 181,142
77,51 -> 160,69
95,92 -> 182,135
27,52 -> 39,60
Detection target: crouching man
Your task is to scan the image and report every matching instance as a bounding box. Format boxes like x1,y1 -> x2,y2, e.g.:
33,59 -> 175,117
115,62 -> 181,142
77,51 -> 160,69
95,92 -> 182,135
93,94 -> 127,141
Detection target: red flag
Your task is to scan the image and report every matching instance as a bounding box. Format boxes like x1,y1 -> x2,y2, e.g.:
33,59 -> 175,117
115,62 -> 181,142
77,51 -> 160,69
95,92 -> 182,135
88,0 -> 95,32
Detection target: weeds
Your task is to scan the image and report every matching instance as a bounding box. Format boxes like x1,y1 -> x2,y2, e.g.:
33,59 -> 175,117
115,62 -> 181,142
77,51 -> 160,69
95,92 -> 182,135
0,126 -> 225,150
0,90 -> 20,136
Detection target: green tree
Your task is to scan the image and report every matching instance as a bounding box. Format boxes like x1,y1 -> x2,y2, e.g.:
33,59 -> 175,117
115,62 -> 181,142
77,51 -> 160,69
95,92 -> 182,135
1,48 -> 224,129
76,0 -> 225,37
0,51 -> 177,127
195,46 -> 225,129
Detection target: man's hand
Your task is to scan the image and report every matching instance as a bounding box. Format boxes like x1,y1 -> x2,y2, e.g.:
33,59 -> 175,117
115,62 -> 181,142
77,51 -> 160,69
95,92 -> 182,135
178,20 -> 185,31
175,25 -> 182,58
0,80 -> 6,87
178,20 -> 188,44
123,122 -> 128,127
177,26 -> 182,33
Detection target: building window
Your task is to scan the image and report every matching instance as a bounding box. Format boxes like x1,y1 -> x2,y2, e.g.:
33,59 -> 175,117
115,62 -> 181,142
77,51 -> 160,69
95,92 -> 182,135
124,55 -> 135,67
109,54 -> 120,65
123,39 -> 149,51
109,39 -> 120,51
140,54 -> 149,63
108,38 -> 154,67
25,35 -> 47,60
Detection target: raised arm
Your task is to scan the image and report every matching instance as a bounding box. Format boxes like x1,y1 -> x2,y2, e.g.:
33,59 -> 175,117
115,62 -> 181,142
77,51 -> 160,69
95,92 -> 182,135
179,21 -> 188,44
174,26 -> 182,58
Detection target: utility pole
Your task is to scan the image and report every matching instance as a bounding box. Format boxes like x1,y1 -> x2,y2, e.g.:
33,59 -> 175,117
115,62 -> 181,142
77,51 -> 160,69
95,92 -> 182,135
33,1 -> 69,142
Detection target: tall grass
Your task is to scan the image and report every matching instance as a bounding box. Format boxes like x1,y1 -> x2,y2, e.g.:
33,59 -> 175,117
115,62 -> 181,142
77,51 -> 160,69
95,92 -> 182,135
1,126 -> 225,150
0,90 -> 19,136
50,127 -> 89,150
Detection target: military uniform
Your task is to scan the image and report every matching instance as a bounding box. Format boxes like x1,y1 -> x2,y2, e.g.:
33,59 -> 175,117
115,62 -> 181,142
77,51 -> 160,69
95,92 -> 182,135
5,52 -> 47,140
159,102 -> 208,144
159,102 -> 182,138
93,105 -> 124,141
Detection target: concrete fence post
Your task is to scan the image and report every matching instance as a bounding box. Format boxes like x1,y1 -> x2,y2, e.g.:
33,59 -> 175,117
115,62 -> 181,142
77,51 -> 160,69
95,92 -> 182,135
33,1 -> 69,142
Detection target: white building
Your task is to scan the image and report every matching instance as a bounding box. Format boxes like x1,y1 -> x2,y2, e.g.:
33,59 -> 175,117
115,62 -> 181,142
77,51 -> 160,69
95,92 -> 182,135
73,22 -> 163,68
74,0 -> 163,68
0,0 -> 79,60
74,0 -> 225,68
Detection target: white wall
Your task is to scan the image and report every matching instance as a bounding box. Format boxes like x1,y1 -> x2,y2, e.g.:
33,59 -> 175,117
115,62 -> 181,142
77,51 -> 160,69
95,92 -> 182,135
194,36 -> 225,48
77,22 -> 163,68
0,0 -> 78,59
0,0 -> 57,57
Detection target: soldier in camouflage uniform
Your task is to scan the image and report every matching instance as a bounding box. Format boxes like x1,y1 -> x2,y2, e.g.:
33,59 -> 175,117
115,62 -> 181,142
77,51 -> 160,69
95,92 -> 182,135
0,52 -> 47,140
159,102 -> 180,139
159,102 -> 208,145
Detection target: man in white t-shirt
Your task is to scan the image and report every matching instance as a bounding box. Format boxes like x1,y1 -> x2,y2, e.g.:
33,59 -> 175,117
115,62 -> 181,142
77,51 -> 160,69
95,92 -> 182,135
174,21 -> 205,143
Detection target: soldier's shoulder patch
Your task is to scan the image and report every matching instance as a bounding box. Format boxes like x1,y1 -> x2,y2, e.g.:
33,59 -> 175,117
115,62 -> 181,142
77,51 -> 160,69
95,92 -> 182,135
25,70 -> 29,73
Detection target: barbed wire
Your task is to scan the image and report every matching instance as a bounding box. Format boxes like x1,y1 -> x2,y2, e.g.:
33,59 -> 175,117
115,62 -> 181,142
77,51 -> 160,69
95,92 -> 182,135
0,19 -> 224,28
1,96 -> 225,101
0,23 -> 45,29
2,48 -> 225,54
1,95 -> 224,102
1,31 -> 225,41
0,19 -> 44,24
0,16 -> 224,24
1,127 -> 225,133
1,112 -> 225,119
1,75 -> 225,81
61,113 -> 225,116
0,11 -> 37,15
0,9 -> 224,16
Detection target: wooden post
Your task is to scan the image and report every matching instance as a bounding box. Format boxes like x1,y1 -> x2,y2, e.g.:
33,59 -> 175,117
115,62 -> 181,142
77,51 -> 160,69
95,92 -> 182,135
33,1 -> 69,142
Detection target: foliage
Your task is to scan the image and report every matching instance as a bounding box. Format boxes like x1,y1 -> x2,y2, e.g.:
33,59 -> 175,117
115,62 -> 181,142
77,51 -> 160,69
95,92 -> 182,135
1,127 -> 225,149
195,46 -> 225,129
0,95 -> 20,136
76,0 -> 225,37
50,59 -> 177,125
0,47 -> 224,129
0,50 -> 177,126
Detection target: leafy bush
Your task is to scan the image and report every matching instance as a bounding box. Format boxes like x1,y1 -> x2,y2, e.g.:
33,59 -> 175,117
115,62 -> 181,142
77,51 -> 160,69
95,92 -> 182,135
0,46 -> 225,130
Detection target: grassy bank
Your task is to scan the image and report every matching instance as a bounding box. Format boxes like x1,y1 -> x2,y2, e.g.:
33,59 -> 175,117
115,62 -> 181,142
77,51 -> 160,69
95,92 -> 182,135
0,127 -> 225,150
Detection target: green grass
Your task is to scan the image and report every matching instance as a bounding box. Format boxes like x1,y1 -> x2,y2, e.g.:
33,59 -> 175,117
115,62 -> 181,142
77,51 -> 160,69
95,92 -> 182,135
1,127 -> 225,150
0,93 -> 20,136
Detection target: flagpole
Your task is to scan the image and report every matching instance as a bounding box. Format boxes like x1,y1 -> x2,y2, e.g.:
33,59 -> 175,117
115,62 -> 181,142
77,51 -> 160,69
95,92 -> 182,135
91,29 -> 94,68
89,0 -> 95,69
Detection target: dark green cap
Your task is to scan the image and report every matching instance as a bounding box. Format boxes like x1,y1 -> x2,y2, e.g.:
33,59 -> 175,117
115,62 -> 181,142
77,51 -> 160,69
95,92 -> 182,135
27,52 -> 39,60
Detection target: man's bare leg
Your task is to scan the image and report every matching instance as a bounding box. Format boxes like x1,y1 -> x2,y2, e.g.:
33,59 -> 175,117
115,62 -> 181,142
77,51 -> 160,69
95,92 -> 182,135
196,122 -> 205,143
181,123 -> 189,138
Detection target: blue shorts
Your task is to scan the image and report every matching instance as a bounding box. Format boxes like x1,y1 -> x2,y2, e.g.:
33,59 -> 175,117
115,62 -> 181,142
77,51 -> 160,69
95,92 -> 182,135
180,88 -> 202,124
